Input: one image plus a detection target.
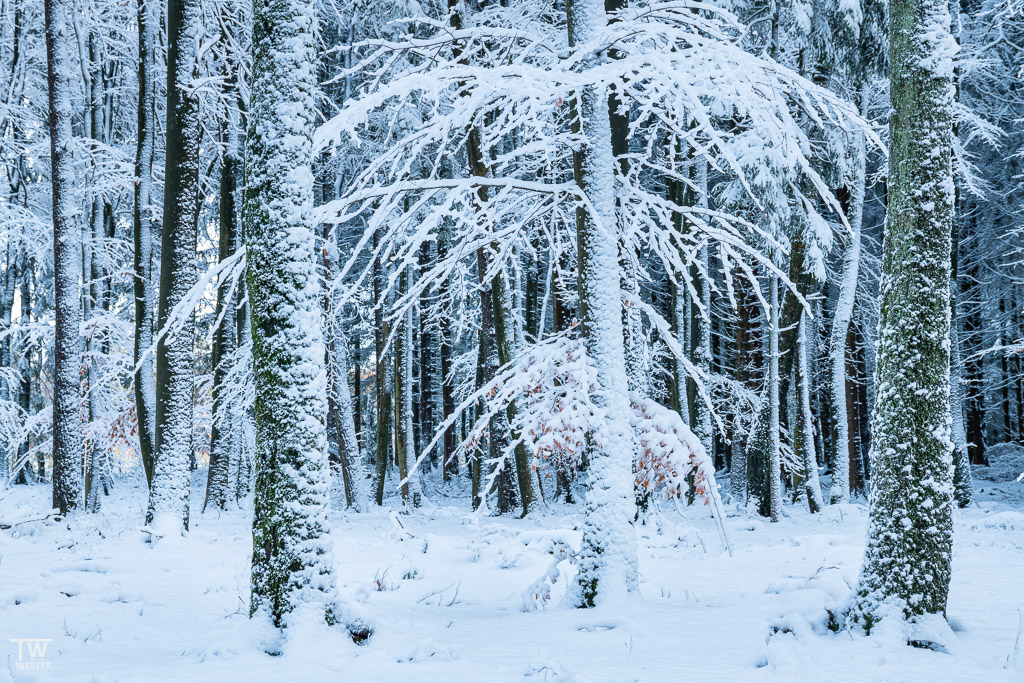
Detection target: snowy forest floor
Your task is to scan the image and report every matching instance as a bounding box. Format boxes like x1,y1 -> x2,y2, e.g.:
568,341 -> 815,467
2,462 -> 1023,682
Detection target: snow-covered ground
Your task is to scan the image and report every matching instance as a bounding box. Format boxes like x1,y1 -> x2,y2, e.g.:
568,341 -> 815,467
2,466 -> 1022,682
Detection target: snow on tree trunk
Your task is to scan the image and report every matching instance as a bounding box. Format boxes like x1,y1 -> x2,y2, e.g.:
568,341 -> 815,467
767,276 -> 781,523
828,132 -> 864,505
746,236 -> 808,516
46,0 -> 84,515
146,0 -> 201,533
848,0 -> 957,626
949,288 -> 974,507
394,267 -> 421,508
133,0 -> 157,487
948,169 -> 974,507
464,124 -> 537,516
372,254 -> 390,506
489,266 -> 538,515
418,243 -> 437,470
567,0 -> 639,607
797,315 -> 824,512
205,86 -> 241,512
690,160 -> 713,457
244,0 -> 367,640
327,298 -> 369,512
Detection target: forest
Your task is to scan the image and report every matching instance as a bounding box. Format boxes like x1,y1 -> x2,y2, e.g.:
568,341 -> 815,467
1,0 -> 1023,677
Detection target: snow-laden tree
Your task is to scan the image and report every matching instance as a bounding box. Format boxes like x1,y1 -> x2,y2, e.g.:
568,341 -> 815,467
244,0 -> 369,640
563,0 -> 642,605
315,0 -> 873,600
847,0 -> 957,627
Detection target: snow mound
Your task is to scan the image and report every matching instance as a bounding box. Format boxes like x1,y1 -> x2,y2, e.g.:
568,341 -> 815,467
975,443 -> 1024,483
968,510 -> 1024,532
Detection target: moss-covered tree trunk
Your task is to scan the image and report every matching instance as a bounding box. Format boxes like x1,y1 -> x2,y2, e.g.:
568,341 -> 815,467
848,0 -> 957,627
244,0 -> 367,640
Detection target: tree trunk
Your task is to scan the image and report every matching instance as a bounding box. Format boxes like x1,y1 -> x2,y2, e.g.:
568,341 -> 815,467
797,315 -> 824,512
767,276 -> 781,522
244,0 -> 367,640
373,247 -> 390,504
849,0 -> 956,624
828,128 -> 864,504
418,242 -> 437,470
46,0 -> 84,514
465,126 -> 537,516
146,0 -> 202,532
438,224 -> 458,481
133,0 -> 156,489
205,73 -> 241,512
566,0 -> 639,607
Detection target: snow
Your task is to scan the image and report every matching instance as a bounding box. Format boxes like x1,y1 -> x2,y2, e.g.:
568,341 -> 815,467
2,468 -> 1022,680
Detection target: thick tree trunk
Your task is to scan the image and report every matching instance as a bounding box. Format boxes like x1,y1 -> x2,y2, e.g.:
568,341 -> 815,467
849,0 -> 957,624
244,0 -> 367,640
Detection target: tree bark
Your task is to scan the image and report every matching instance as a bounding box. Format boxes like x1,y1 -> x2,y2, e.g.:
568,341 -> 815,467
46,0 -> 84,514
205,69 -> 241,512
146,0 -> 202,532
566,0 -> 639,606
849,0 -> 957,624
244,0 -> 367,639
